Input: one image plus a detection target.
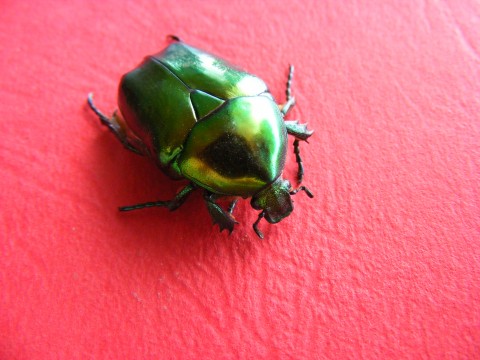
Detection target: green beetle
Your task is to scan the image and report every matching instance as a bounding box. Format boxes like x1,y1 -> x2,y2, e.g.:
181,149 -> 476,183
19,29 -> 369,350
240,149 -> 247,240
87,36 -> 313,238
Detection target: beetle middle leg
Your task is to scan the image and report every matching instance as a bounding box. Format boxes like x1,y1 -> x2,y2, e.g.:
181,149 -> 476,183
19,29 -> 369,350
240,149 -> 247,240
87,93 -> 145,155
203,193 -> 238,234
119,183 -> 196,212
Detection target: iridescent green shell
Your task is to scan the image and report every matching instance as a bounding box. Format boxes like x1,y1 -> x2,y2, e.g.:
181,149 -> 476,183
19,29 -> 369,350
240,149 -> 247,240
117,42 -> 286,197
178,96 -> 286,197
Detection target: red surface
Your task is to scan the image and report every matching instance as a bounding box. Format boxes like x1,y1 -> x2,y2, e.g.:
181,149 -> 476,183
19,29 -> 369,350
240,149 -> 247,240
1,1 -> 479,358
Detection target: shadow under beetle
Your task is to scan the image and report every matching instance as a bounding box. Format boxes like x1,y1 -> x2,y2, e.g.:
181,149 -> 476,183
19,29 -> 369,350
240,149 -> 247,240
88,36 -> 313,239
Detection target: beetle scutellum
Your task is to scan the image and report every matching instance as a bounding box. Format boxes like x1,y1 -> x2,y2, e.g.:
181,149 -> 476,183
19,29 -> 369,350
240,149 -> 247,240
88,36 -> 313,238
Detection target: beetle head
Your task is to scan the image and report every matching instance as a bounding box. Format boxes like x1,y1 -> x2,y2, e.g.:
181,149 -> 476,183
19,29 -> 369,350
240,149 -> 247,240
251,177 -> 293,224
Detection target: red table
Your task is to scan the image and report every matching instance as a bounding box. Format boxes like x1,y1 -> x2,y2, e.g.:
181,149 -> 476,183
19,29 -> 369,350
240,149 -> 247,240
1,1 -> 479,358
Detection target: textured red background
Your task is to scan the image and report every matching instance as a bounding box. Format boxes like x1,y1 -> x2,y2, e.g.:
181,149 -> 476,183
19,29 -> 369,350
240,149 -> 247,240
1,1 -> 479,358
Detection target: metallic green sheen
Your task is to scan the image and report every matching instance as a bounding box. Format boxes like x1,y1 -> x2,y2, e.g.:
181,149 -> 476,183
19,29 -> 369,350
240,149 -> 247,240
178,96 -> 287,197
118,58 -> 195,179
190,90 -> 224,119
155,42 -> 268,99
117,42 -> 269,179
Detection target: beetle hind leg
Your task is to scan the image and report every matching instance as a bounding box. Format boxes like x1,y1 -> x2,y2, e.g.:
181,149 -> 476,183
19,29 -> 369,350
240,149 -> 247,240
87,93 -> 145,155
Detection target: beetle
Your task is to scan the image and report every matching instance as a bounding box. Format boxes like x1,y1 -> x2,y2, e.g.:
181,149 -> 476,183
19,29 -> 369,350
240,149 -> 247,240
87,36 -> 313,238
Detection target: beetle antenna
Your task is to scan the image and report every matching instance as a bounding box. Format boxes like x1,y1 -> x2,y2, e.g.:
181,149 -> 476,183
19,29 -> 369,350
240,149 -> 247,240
253,211 -> 265,239
290,186 -> 314,198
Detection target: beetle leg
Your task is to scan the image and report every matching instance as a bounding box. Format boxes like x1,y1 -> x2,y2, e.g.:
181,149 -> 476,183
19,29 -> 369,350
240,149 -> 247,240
285,120 -> 314,141
293,139 -> 305,183
203,193 -> 238,234
227,198 -> 239,214
280,65 -> 296,116
284,121 -> 314,183
281,97 -> 296,116
119,183 -> 196,212
87,93 -> 145,155
167,34 -> 182,42
289,185 -> 314,198
252,211 -> 265,239
278,64 -> 314,183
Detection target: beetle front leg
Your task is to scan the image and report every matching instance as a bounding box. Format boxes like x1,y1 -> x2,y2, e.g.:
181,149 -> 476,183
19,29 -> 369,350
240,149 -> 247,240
203,193 -> 238,234
293,139 -> 305,183
87,93 -> 146,155
227,198 -> 239,214
119,183 -> 196,212
252,211 -> 265,239
285,121 -> 314,183
290,185 -> 314,198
